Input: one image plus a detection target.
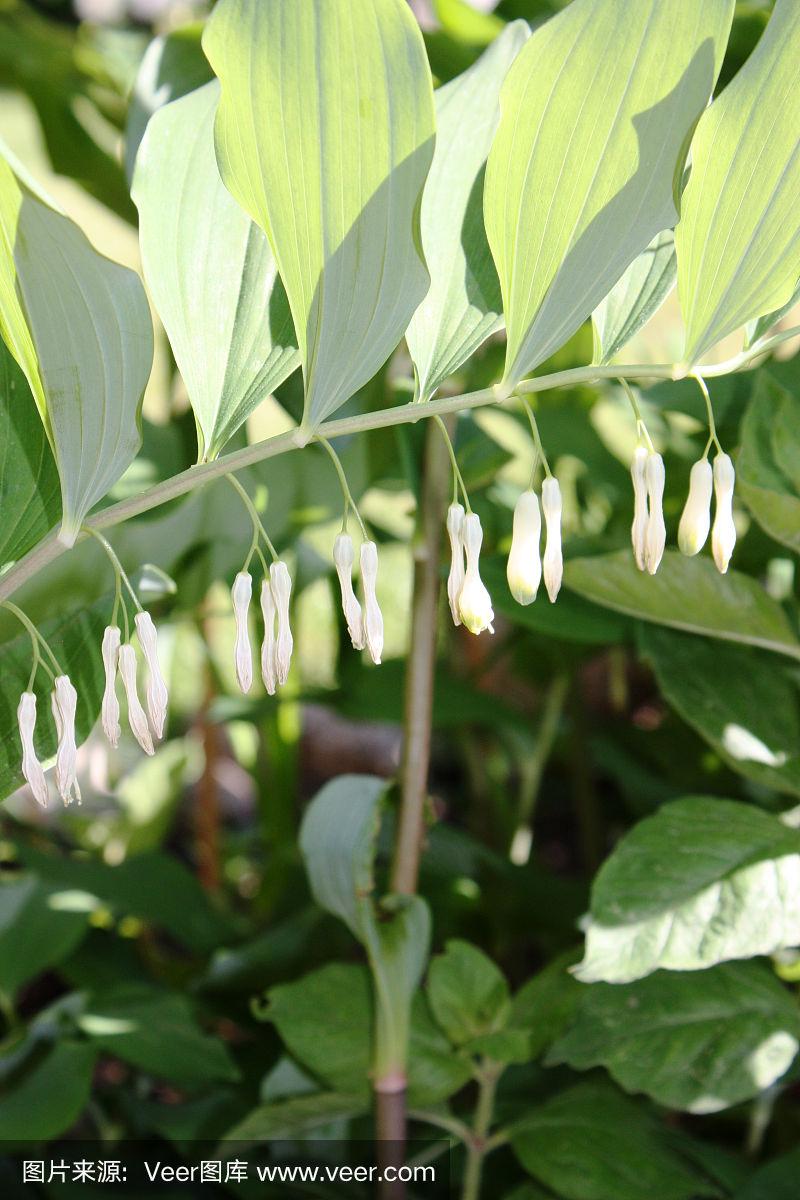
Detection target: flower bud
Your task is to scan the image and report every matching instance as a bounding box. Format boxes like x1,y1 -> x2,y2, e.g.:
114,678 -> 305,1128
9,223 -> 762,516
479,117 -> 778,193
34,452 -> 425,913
630,446 -> 648,571
270,561 -> 294,685
51,675 -> 81,804
644,452 -> 666,575
678,458 -> 713,556
232,571 -> 253,693
260,578 -> 277,695
458,513 -> 494,635
101,625 -> 121,749
333,533 -> 364,650
360,541 -> 384,664
712,452 -> 736,574
134,612 -> 168,740
17,692 -> 48,808
118,644 -> 154,756
542,477 -> 563,603
446,503 -> 466,626
507,490 -> 541,605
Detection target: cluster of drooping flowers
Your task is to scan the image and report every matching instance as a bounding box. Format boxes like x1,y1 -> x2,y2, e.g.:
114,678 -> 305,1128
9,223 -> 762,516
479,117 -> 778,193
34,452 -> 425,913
438,407 -> 564,636
626,379 -> 736,575
12,531 -> 169,807
231,562 -> 294,694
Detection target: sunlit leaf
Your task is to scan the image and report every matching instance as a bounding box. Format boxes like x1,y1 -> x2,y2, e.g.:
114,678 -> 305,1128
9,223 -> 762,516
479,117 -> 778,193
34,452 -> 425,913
204,0 -> 435,428
484,0 -> 733,386
406,21 -> 529,401
677,0 -> 800,364
577,797 -> 800,983
565,550 -> 800,662
592,231 -> 677,364
550,961 -> 800,1113
133,81 -> 299,461
0,144 -> 153,544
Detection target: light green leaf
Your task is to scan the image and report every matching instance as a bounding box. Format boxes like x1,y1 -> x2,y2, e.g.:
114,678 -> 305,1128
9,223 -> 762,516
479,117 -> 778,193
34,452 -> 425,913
744,281 -> 800,350
299,775 -> 431,1079
0,338 -> 60,565
511,1082 -> 711,1200
0,877 -> 91,994
641,625 -> 800,798
124,24 -> 213,180
737,372 -> 800,554
133,81 -> 299,461
484,0 -> 733,386
564,550 -> 800,663
427,939 -> 510,1046
406,21 -> 529,401
592,230 -> 677,365
224,1092 -> 367,1144
0,146 -> 153,544
549,961 -> 800,1113
677,0 -> 800,364
204,0 -> 435,428
577,796 -> 800,983
77,986 -> 239,1088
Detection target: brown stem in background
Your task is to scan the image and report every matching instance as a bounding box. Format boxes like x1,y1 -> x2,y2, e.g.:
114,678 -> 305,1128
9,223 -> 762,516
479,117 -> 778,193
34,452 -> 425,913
374,420 -> 450,1196
390,418 -> 450,896
194,650 -> 222,892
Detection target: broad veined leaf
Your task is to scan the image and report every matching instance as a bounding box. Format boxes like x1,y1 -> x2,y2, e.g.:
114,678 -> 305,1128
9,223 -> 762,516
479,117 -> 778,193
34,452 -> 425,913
734,1148 -> 800,1200
592,231 -> 677,364
299,775 -> 431,1079
565,550 -> 800,663
427,939 -> 511,1047
0,145 -> 153,544
133,81 -> 299,461
484,0 -> 733,387
549,961 -> 800,1113
744,281 -> 800,350
224,1092 -> 368,1144
576,796 -> 800,983
737,372 -> 800,554
0,1038 -> 97,1141
0,876 -> 91,994
204,0 -> 436,428
511,1082 -> 711,1200
677,0 -> 800,365
641,626 -> 800,798
0,338 -> 60,565
406,21 -> 529,402
124,24 -> 213,180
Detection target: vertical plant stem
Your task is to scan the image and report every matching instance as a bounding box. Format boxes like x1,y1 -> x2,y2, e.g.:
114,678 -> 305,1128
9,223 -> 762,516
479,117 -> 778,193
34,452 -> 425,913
462,1061 -> 501,1200
374,421 -> 450,1198
509,670 -> 569,865
195,648 -> 222,892
390,418 -> 451,897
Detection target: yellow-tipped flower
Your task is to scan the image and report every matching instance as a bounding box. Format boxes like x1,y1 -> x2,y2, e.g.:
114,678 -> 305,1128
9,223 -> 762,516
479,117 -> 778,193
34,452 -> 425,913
507,490 -> 541,605
712,452 -> 736,573
458,513 -> 494,635
678,459 -> 713,556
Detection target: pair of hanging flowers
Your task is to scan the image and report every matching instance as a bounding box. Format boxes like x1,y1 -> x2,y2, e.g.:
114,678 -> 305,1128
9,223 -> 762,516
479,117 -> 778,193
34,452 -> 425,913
626,377 -> 736,575
12,530 -> 168,807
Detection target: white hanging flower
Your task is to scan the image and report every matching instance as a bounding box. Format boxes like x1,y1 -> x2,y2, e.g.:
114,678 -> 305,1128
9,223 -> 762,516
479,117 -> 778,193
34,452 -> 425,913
100,625 -> 121,748
678,458 -> 713,557
458,513 -> 494,635
446,503 -> 466,626
359,541 -> 384,664
118,644 -> 154,756
542,476 -> 563,603
333,533 -> 364,650
17,692 -> 48,808
630,446 -> 648,571
712,452 -> 737,574
134,612 -> 168,740
51,675 -> 81,804
232,571 -> 253,694
644,452 -> 666,575
259,578 -> 277,696
507,490 -> 541,605
270,561 -> 294,685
